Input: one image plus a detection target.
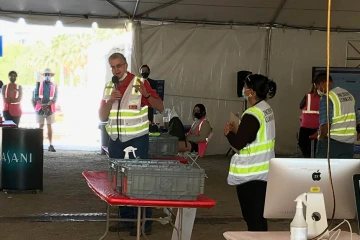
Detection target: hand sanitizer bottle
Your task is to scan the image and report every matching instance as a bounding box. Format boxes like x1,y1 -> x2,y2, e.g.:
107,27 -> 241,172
290,193 -> 308,240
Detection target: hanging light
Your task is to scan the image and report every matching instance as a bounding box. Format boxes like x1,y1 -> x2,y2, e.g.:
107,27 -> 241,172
91,22 -> 98,29
16,18 -> 27,32
55,20 -> 63,28
17,18 -> 26,26
125,21 -> 133,31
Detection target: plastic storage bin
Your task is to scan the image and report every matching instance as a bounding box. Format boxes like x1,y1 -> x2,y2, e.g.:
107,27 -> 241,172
121,164 -> 205,200
148,134 -> 179,158
108,159 -> 181,192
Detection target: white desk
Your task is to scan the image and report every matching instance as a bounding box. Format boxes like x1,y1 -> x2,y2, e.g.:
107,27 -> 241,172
223,231 -> 360,240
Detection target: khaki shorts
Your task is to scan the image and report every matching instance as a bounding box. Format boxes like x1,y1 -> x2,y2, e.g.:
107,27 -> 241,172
36,114 -> 55,125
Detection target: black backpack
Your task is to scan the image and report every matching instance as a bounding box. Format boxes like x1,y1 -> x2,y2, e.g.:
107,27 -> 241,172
168,116 -> 187,142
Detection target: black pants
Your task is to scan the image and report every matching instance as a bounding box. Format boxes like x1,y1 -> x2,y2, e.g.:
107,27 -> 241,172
236,181 -> 268,231
298,127 -> 318,158
3,111 -> 20,126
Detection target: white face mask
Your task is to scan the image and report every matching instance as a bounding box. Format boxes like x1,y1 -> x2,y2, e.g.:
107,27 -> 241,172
317,89 -> 325,97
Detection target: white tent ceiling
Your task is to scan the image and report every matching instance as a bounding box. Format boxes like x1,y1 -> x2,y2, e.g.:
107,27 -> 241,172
0,0 -> 360,30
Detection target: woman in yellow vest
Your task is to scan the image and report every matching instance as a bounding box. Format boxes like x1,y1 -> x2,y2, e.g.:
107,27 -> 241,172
224,74 -> 277,231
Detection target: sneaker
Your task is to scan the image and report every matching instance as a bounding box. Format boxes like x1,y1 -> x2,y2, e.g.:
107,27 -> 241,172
48,145 -> 56,152
129,228 -> 152,236
108,223 -> 134,232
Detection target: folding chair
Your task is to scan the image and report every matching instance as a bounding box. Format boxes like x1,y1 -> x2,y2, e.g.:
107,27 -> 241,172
185,133 -> 213,178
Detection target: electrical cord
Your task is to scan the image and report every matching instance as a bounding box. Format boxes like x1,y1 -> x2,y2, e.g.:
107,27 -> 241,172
318,219 -> 353,240
311,0 -> 336,239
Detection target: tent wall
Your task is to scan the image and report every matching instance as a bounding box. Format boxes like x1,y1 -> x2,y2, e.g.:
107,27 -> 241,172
141,24 -> 267,154
139,24 -> 360,155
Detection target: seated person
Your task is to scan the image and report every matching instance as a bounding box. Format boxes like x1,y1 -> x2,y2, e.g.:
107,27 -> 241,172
178,104 -> 212,152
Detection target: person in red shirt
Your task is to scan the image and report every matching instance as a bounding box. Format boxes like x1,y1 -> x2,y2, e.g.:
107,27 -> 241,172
99,53 -> 163,235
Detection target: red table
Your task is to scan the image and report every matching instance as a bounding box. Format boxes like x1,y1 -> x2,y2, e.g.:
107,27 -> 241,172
83,171 -> 215,240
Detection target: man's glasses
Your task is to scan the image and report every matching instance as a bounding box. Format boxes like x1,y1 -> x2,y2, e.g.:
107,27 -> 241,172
111,62 -> 126,70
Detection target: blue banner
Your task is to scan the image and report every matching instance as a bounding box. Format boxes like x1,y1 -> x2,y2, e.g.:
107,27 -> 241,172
0,36 -> 2,57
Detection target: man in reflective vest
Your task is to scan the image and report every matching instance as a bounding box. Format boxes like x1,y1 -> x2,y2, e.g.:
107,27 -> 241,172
34,68 -> 58,152
99,53 -> 164,235
313,73 -> 360,158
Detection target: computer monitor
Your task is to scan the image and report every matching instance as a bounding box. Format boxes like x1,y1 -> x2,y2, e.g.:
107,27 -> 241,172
264,158 -> 360,219
353,174 -> 360,234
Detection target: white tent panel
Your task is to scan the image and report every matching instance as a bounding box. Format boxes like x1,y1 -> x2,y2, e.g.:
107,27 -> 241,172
141,24 -> 267,154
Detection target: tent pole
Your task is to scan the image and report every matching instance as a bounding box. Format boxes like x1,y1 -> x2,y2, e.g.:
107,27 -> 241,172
265,27 -> 273,76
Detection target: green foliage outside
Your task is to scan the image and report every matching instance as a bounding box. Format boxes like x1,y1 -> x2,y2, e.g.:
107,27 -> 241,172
0,28 -> 126,86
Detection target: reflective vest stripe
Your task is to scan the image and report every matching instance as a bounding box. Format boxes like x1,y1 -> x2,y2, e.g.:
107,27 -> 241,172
229,161 -> 269,176
106,121 -> 149,133
4,84 -> 20,99
108,107 -> 148,118
332,113 -> 356,124
246,107 -> 266,142
302,110 -> 319,114
329,91 -> 341,117
330,127 -> 356,135
302,94 -> 319,114
15,85 -> 19,98
237,140 -> 275,157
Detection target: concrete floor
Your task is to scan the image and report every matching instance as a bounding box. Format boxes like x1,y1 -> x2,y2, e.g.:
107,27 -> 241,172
0,151 -> 356,240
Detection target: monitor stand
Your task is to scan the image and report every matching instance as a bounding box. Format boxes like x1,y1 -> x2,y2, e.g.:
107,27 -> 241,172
306,192 -> 329,239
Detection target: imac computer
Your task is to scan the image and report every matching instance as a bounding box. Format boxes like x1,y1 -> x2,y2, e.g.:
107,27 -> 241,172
264,158 -> 360,219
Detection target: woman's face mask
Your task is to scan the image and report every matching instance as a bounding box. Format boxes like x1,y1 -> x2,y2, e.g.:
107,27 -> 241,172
194,112 -> 202,119
9,77 -> 16,83
242,88 -> 250,101
317,89 -> 324,96
141,72 -> 149,79
316,83 -> 326,96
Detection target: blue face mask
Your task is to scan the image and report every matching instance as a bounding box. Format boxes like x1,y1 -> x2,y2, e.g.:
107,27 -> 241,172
44,76 -> 51,82
242,88 -> 248,101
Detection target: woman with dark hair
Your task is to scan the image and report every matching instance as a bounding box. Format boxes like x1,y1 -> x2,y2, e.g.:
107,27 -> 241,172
2,71 -> 22,125
178,103 -> 212,152
224,74 -> 277,232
